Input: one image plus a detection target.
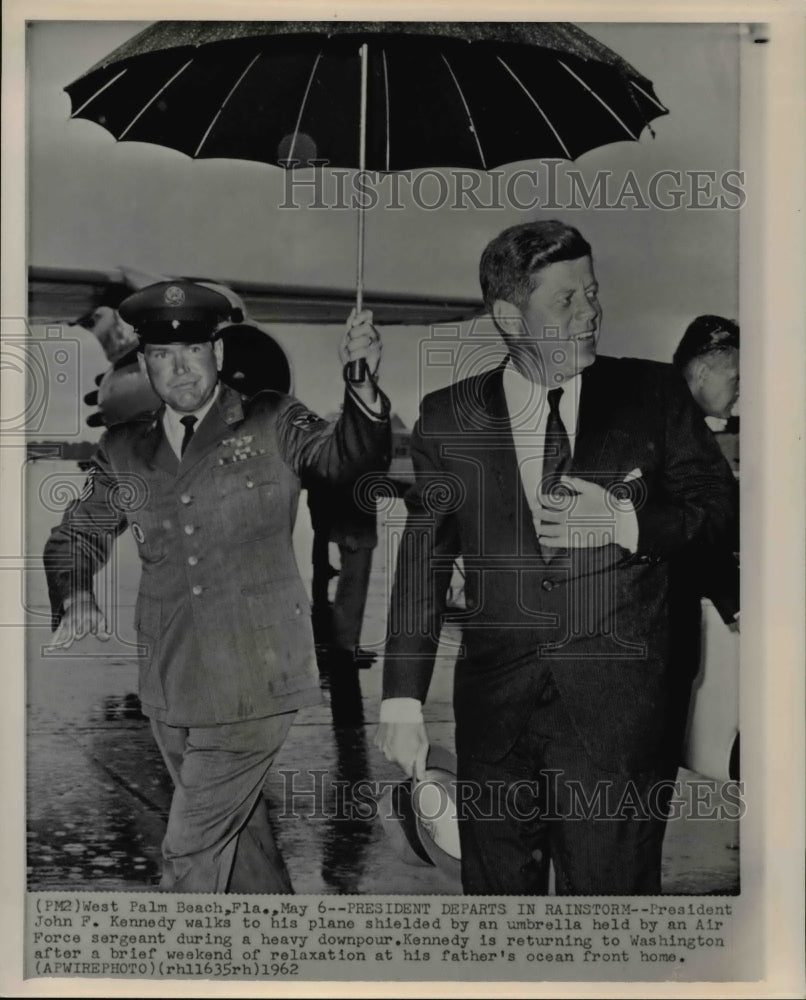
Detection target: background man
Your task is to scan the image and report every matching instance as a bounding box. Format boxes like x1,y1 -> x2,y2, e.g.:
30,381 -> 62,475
666,314 -> 741,788
377,220 -> 738,895
673,314 -> 740,426
330,483 -> 379,667
44,280 -> 390,893
671,314 -> 741,637
306,474 -> 379,671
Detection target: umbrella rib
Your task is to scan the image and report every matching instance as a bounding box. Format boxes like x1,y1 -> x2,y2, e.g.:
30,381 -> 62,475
119,59 -> 194,140
195,53 -> 263,157
628,78 -> 668,113
558,60 -> 638,141
496,57 -> 571,159
441,54 -> 487,169
71,68 -> 128,117
382,49 -> 391,171
288,51 -> 322,162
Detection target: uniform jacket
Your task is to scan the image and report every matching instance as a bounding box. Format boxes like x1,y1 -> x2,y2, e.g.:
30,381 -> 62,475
45,383 -> 391,726
383,357 -> 738,773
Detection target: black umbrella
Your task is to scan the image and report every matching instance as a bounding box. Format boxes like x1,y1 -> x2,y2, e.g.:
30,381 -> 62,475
65,21 -> 668,378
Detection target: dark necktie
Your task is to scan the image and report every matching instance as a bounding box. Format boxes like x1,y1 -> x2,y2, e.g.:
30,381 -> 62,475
180,415 -> 197,457
542,387 -> 571,489
540,387 -> 571,561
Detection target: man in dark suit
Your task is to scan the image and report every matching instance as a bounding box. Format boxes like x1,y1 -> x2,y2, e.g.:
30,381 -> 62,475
44,280 -> 390,893
664,315 -> 740,784
330,483 -> 379,663
306,474 -> 379,668
377,221 -> 738,894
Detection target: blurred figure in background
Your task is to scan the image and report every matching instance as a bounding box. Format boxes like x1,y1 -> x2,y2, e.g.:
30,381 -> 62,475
670,313 -> 740,629
330,485 -> 379,669
307,486 -> 340,661
661,314 -> 741,808
307,479 -> 379,671
673,314 -> 739,427
72,304 -> 139,363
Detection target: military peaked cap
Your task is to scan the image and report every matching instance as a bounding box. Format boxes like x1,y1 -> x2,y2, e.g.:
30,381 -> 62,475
119,281 -> 233,345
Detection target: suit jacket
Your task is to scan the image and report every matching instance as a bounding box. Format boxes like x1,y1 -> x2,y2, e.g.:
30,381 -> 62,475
44,384 -> 391,726
383,357 -> 738,773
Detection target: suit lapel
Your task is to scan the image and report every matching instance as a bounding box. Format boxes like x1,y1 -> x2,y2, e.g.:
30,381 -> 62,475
477,366 -> 539,556
571,360 -> 619,474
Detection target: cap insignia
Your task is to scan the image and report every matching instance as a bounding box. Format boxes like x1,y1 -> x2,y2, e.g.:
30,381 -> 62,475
164,285 -> 186,306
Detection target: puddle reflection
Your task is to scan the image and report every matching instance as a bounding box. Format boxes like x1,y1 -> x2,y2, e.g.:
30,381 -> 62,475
27,807 -> 160,887
319,654 -> 374,894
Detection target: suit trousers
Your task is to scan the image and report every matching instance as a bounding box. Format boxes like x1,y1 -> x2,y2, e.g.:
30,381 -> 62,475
151,712 -> 296,893
332,545 -> 374,653
457,674 -> 664,895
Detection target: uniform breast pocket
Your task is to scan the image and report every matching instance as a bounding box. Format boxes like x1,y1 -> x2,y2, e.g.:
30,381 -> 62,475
214,462 -> 283,541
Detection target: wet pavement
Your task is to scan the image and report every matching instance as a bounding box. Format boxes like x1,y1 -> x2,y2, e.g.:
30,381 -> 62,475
26,460 -> 739,896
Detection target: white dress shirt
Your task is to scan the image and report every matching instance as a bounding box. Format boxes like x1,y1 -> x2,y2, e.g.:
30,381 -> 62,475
163,385 -> 221,459
502,364 -> 582,508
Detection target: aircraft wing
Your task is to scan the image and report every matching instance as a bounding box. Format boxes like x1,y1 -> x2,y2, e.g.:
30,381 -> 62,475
28,265 -> 483,326
28,267 -> 132,324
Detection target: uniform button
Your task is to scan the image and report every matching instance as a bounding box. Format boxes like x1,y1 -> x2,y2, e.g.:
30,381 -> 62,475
294,606 -> 301,616
184,524 -> 195,535
187,555 -> 198,566
180,493 -> 192,505
246,479 -> 254,489
541,579 -> 555,592
192,585 -> 203,596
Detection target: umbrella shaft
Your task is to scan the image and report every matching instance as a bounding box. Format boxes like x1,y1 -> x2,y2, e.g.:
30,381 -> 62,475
348,42 -> 369,383
356,40 -> 368,311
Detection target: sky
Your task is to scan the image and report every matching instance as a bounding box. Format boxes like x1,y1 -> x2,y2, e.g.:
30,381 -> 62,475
24,20 -> 751,434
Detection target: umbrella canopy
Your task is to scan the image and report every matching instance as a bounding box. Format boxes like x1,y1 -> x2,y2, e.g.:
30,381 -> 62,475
65,21 -> 668,172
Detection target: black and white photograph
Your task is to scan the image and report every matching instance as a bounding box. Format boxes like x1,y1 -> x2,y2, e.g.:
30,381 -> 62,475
2,1 -> 803,994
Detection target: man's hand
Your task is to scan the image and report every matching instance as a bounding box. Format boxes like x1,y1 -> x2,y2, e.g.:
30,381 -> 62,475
340,308 -> 382,405
375,721 -> 429,780
46,593 -> 110,651
537,475 -> 628,549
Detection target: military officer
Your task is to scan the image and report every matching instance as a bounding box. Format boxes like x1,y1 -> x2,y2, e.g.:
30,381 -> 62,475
44,280 -> 391,893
